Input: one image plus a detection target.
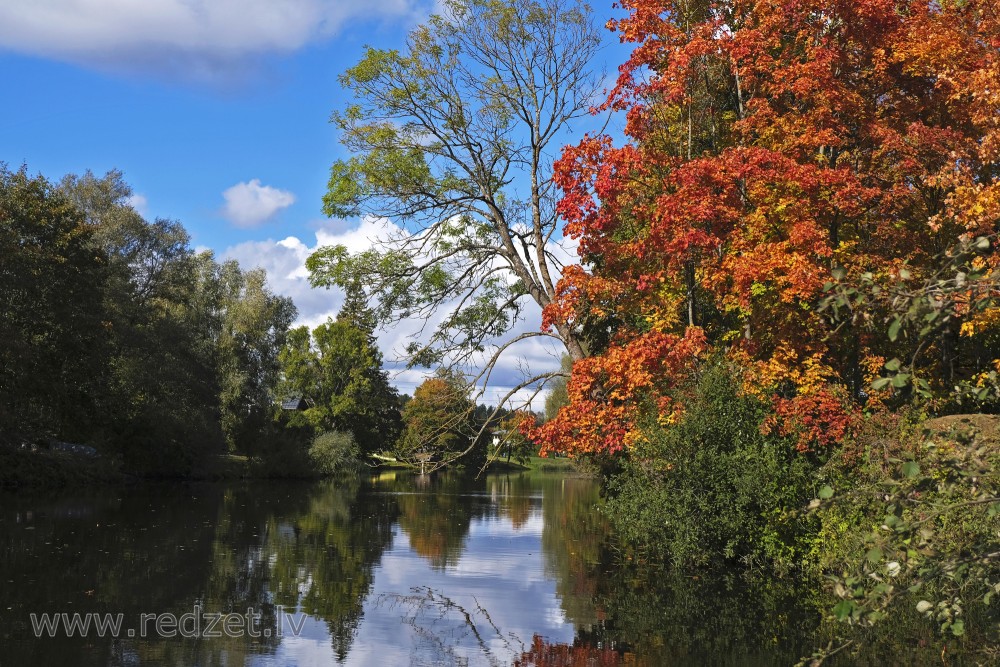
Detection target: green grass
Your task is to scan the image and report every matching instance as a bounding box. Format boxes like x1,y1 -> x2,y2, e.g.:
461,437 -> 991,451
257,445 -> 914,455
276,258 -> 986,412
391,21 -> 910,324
524,455 -> 581,473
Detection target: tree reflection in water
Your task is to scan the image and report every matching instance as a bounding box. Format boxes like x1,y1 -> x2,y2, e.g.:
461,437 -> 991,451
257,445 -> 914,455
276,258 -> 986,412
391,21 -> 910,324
375,585 -> 523,667
391,473 -> 478,569
0,479 -> 398,666
514,635 -> 628,666
1,471 -> 970,667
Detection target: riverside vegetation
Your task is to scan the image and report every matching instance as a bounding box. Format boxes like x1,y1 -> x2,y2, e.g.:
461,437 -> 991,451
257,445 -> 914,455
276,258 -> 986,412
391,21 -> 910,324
0,166 -> 523,484
520,0 -> 1000,660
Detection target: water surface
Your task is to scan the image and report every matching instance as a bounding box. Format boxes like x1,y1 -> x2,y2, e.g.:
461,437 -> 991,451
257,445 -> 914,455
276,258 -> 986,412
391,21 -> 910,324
0,470 -> 934,666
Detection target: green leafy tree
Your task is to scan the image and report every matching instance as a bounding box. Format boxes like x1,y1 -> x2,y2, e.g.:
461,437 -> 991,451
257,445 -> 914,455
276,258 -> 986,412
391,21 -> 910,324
58,170 -> 296,472
306,0 -> 603,420
2,167 -> 296,476
214,261 -> 296,454
58,170 -> 222,472
279,317 -> 401,456
0,166 -> 109,440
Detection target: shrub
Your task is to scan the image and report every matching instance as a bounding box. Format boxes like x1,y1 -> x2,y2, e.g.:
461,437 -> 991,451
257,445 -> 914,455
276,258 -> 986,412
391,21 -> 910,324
808,417 -> 1000,640
603,364 -> 818,569
309,431 -> 361,474
252,421 -> 314,478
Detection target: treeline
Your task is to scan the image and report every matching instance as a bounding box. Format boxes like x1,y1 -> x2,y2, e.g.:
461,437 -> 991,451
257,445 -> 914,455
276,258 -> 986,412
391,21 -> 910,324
0,166 -> 524,481
0,166 -> 296,476
278,314 -> 533,473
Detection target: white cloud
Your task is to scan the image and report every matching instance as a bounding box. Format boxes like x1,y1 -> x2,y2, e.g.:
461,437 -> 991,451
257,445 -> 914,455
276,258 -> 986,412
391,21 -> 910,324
0,0 -> 427,82
221,179 -> 296,228
126,193 -> 148,215
221,217 -> 572,407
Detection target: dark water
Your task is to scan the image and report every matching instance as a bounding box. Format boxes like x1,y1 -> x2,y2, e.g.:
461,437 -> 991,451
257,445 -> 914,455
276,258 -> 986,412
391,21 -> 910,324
0,471 -> 956,666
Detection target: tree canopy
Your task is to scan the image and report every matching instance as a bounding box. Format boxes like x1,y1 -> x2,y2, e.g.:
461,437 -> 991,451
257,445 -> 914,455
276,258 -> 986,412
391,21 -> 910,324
279,314 -> 402,456
0,166 -> 108,440
2,167 -> 296,474
397,370 -> 477,464
307,0 -> 604,420
534,0 -> 1000,456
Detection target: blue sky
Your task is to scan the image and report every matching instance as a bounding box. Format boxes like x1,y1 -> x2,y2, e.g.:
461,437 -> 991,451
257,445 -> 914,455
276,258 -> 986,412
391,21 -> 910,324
0,0 -> 630,401
0,1 -> 429,251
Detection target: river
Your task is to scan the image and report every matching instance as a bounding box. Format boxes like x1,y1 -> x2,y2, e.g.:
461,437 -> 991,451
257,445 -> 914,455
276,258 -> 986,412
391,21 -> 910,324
0,470 -> 947,665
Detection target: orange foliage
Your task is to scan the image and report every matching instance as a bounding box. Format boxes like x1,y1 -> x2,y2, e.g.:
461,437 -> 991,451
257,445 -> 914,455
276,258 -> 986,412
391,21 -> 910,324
528,329 -> 707,456
762,387 -> 858,453
540,0 -> 1000,456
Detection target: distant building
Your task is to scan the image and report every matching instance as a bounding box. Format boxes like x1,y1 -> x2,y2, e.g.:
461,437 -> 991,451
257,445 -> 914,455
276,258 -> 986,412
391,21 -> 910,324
281,397 -> 308,411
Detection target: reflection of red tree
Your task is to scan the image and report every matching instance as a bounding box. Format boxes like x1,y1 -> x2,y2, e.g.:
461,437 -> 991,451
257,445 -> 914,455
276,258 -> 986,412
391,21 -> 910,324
399,508 -> 449,565
514,635 -> 630,666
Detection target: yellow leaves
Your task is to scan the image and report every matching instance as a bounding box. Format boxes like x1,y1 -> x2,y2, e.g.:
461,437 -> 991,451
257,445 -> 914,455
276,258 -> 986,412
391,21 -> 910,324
860,354 -> 887,385
959,307 -> 1000,337
946,182 -> 1000,236
623,427 -> 644,449
743,343 -> 836,398
655,401 -> 683,427
858,354 -> 890,410
644,293 -> 684,333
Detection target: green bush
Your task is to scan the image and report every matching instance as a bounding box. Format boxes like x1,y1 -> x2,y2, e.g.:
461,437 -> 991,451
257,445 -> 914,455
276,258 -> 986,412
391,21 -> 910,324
603,364 -> 818,569
806,418 -> 1000,640
309,431 -> 361,474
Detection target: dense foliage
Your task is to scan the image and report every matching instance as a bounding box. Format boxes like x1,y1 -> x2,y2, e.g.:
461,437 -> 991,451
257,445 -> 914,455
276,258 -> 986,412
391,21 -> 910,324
516,0 -> 1000,656
604,365 -> 816,568
278,309 -> 403,458
536,0 -> 1000,456
1,167 -> 107,444
397,371 -> 477,465
1,167 -> 295,476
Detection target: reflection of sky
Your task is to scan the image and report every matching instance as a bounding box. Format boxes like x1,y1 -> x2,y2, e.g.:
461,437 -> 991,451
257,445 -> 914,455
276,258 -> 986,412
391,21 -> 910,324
255,617 -> 342,667
251,504 -> 574,666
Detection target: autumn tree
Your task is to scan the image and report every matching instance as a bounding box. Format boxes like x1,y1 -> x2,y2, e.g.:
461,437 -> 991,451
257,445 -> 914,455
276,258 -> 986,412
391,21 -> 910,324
306,0 -> 604,433
396,371 -> 477,465
538,0 -> 1000,456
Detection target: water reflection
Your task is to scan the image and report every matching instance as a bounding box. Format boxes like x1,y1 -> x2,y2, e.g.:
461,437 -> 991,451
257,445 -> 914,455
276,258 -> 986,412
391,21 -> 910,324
4,471 -> 909,666
392,474 -> 476,569
0,473 -> 608,666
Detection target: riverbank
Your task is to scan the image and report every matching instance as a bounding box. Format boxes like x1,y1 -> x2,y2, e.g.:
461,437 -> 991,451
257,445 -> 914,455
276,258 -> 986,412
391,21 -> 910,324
0,439 -> 591,489
0,444 -> 122,489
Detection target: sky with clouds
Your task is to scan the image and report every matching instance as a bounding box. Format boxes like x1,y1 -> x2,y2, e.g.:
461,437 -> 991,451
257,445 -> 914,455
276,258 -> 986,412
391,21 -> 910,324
0,0 -> 630,403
